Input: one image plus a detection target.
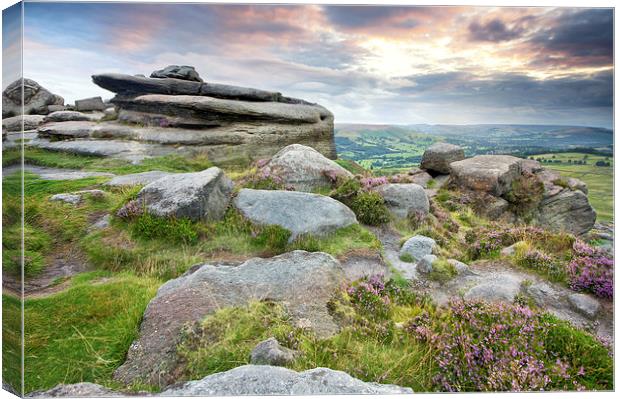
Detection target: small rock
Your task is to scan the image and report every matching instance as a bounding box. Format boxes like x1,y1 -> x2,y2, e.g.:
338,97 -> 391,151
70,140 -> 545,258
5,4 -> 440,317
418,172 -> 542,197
49,193 -> 81,205
374,183 -> 429,219
481,196 -> 510,220
447,259 -> 472,275
103,107 -> 117,119
150,65 -> 203,82
89,214 -> 111,231
234,189 -> 357,240
75,189 -> 105,199
136,167 -> 233,222
420,142 -> 465,174
416,254 -> 437,274
464,274 -> 523,303
568,293 -> 600,319
75,96 -> 106,112
501,243 -> 519,257
526,282 -> 556,306
250,338 -> 298,366
400,235 -> 436,262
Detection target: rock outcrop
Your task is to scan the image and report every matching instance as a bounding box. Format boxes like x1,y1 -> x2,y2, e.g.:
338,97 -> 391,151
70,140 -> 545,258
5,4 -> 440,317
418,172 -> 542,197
260,144 -> 352,191
113,251 -> 345,387
2,78 -> 64,117
133,167 -> 233,222
234,189 -> 357,240
421,142 -> 465,174
151,65 -> 203,82
2,114 -> 46,131
449,155 -> 523,196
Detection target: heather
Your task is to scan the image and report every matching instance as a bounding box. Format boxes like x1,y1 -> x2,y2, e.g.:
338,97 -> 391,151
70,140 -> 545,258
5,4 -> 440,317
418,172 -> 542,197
568,241 -> 614,299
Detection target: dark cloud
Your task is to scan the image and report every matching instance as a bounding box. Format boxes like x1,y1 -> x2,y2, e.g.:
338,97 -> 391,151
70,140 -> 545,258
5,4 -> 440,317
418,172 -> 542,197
468,18 -> 524,42
323,6 -> 408,28
529,9 -> 613,66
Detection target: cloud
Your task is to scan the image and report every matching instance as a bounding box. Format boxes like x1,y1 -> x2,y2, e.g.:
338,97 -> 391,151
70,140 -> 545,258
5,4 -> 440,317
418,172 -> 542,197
468,18 -> 524,42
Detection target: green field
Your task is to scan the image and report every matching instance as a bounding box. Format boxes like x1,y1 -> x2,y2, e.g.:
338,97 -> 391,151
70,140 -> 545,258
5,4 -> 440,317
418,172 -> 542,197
530,153 -> 613,222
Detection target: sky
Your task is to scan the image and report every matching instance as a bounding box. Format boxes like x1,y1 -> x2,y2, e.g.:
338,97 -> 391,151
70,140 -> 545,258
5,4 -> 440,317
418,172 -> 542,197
2,2 -> 614,128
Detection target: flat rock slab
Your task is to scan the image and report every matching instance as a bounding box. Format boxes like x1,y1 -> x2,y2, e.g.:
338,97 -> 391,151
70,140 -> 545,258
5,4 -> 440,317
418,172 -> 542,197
375,183 -> 429,219
568,293 -> 601,319
464,274 -> 523,303
449,155 -> 523,196
104,170 -> 175,187
136,167 -> 233,221
234,189 -> 357,240
43,110 -> 104,122
3,114 -> 46,131
26,382 -> 121,398
161,365 -> 413,395
261,144 -> 352,191
113,251 -> 345,387
2,164 -> 114,180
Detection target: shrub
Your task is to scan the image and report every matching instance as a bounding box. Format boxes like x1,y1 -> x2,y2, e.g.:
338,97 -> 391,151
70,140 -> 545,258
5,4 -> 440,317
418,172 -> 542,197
567,241 -> 613,299
330,178 -> 362,205
251,224 -> 291,252
407,209 -> 427,230
345,274 -> 392,321
406,299 -> 611,391
428,259 -> 457,283
350,192 -> 390,225
514,245 -> 566,283
505,173 -> 545,217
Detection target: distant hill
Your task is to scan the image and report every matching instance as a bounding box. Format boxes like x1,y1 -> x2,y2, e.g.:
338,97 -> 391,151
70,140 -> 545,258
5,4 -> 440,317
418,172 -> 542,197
335,123 -> 613,171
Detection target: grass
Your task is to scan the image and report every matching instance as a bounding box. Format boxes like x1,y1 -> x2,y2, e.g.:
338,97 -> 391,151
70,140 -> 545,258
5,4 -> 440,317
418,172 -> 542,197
14,271 -> 160,394
2,295 -> 22,395
529,152 -> 613,222
428,258 -> 457,283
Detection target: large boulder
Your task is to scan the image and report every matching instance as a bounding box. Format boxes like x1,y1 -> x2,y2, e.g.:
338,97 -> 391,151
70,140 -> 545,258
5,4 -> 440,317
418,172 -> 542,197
374,183 -> 429,219
113,251 -> 345,387
161,366 -> 413,395
234,189 -> 357,240
2,78 -> 64,117
151,65 -> 203,82
261,144 -> 352,191
135,167 -> 233,221
536,189 -> 596,236
2,114 -> 45,131
400,235 -> 436,262
449,155 -> 523,196
420,142 -> 465,174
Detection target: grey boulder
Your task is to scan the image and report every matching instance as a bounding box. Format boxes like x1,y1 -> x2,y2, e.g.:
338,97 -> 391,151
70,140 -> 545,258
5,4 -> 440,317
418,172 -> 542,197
151,65 -> 203,82
568,293 -> 600,319
49,193 -> 82,205
536,189 -> 596,236
136,167 -> 233,221
449,155 -> 523,196
234,189 -> 357,240
2,78 -> 64,117
2,114 -> 45,131
160,365 -> 413,396
250,338 -> 298,366
74,96 -> 105,112
26,383 -> 121,398
261,144 -> 352,191
374,183 -> 429,219
447,259 -> 473,275
526,282 -> 557,307
113,251 -> 345,387
400,235 -> 436,262
416,254 -> 437,274
420,142 -> 465,174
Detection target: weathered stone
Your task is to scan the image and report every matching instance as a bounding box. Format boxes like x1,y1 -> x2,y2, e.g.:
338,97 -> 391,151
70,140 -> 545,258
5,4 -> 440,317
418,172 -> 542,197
113,251 -> 345,387
481,196 -> 510,220
447,259 -> 473,275
568,293 -> 600,319
47,104 -> 66,113
417,254 -> 437,274
44,110 -> 103,122
500,243 -> 519,257
26,383 -> 121,398
151,65 -> 203,82
160,365 -> 413,395
250,338 -> 298,366
89,214 -> 111,231
400,235 -> 436,262
374,183 -> 429,219
104,171 -> 175,187
421,142 -> 465,174
526,282 -> 556,307
520,159 -> 545,174
2,114 -> 45,131
2,78 -> 64,117
234,189 -> 357,240
136,167 -> 233,221
407,168 -> 434,187
2,164 -> 114,180
75,96 -> 106,112
449,155 -> 523,196
260,144 -> 352,191
37,121 -> 95,139
536,189 -> 596,236
567,177 -> 588,194
49,193 -> 82,205
464,274 -> 523,303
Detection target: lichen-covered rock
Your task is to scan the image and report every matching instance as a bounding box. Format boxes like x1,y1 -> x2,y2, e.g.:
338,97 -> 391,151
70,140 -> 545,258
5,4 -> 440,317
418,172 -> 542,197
151,65 -> 203,82
374,183 -> 429,219
234,189 -> 357,240
568,293 -> 600,319
49,193 -> 82,205
2,78 -> 64,117
160,365 -> 413,395
135,167 -> 233,222
2,114 -> 45,131
113,251 -> 345,387
449,155 -> 523,196
526,282 -> 557,307
250,338 -> 299,366
400,235 -> 436,262
421,142 -> 465,174
260,144 -> 352,191
536,189 -> 596,236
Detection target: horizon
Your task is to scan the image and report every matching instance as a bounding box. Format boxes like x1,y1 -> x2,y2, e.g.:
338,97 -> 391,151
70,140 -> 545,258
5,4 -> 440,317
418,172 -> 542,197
2,2 -> 614,129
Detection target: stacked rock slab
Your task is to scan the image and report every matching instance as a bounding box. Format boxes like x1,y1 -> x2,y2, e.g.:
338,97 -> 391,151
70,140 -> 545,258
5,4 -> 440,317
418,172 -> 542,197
83,69 -> 335,163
